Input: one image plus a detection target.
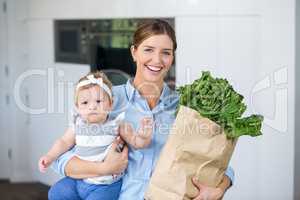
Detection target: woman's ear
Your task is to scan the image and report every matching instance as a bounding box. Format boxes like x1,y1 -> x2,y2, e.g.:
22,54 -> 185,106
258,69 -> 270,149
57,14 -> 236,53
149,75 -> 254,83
130,45 -> 136,62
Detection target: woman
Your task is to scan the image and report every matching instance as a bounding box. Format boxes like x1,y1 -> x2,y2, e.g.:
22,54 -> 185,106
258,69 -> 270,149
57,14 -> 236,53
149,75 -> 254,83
51,19 -> 234,200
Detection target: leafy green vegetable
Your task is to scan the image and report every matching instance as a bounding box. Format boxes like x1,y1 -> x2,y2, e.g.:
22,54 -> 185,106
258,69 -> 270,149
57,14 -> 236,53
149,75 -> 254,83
177,71 -> 263,139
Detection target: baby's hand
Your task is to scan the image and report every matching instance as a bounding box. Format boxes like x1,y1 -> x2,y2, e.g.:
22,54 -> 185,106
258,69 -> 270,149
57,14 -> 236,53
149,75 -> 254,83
136,117 -> 154,148
38,155 -> 54,173
119,118 -> 153,149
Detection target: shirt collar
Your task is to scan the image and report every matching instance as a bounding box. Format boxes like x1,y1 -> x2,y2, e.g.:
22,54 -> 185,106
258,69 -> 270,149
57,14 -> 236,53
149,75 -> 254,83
125,79 -> 136,102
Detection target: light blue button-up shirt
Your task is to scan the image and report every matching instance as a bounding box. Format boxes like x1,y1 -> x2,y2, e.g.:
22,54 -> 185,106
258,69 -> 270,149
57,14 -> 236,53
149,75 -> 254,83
52,80 -> 234,200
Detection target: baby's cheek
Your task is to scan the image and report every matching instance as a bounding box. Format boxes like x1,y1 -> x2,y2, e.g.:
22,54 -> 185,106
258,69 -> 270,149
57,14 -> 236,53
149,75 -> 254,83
77,107 -> 86,114
80,113 -> 89,120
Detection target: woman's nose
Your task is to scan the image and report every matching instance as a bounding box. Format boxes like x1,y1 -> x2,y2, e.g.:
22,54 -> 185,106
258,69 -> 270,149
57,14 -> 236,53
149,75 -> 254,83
152,52 -> 162,63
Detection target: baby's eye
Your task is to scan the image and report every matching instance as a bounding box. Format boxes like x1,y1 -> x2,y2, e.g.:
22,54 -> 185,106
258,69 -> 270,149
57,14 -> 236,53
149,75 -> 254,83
96,100 -> 102,103
81,101 -> 88,105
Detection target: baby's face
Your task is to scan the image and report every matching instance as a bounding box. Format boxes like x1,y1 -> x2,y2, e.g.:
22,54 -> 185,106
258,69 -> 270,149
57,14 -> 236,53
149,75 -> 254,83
76,85 -> 112,123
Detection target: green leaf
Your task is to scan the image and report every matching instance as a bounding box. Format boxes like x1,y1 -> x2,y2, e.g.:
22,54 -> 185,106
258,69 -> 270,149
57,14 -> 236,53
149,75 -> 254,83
177,71 -> 264,139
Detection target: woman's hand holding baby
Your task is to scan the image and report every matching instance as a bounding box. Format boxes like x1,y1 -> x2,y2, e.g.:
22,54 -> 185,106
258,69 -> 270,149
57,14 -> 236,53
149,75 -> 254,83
103,139 -> 129,174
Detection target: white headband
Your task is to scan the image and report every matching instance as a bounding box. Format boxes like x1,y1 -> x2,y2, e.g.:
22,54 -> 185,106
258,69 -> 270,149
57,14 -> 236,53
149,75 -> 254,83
76,75 -> 112,99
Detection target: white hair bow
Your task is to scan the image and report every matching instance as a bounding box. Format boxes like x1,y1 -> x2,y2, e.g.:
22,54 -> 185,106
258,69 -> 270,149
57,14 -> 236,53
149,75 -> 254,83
76,74 -> 112,99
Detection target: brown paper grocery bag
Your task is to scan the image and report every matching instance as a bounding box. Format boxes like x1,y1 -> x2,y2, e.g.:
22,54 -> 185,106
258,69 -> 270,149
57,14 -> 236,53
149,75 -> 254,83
145,106 -> 237,200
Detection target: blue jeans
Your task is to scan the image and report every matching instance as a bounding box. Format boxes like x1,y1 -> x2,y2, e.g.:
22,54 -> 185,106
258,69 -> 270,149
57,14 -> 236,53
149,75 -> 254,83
48,177 -> 122,200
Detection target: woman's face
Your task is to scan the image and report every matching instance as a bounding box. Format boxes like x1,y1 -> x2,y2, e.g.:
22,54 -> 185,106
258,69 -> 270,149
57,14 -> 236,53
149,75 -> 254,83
131,34 -> 174,84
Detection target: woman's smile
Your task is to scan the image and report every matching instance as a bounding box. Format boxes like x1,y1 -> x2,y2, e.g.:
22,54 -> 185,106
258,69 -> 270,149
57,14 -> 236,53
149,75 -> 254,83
145,64 -> 163,72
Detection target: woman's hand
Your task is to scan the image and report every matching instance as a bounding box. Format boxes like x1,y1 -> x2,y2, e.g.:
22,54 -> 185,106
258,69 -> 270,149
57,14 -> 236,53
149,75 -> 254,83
103,139 -> 129,174
191,177 -> 225,200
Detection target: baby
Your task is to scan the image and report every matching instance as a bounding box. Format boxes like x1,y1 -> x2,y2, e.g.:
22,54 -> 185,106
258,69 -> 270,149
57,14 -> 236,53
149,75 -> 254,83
39,71 -> 153,199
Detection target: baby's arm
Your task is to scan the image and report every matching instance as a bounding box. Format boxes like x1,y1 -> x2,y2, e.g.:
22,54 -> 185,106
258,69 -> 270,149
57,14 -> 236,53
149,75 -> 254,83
39,128 -> 75,173
120,118 -> 153,149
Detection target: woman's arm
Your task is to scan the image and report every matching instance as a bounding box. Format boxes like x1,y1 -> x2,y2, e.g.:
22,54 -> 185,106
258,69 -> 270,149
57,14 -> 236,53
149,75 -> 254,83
64,156 -> 110,179
65,140 -> 129,179
51,147 -> 75,176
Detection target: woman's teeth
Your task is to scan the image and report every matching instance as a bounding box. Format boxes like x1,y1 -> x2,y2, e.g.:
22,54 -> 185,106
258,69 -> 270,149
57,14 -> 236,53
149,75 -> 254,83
146,65 -> 162,72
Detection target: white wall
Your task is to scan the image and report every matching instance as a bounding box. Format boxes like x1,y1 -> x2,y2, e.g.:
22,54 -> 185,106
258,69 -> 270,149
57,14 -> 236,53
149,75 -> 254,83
4,0 -> 33,182
0,0 -> 10,179
6,0 -> 295,199
295,0 -> 300,199
258,0 -> 295,198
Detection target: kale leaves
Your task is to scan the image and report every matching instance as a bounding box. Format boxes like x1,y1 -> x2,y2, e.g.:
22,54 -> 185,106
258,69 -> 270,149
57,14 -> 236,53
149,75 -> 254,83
177,71 -> 263,139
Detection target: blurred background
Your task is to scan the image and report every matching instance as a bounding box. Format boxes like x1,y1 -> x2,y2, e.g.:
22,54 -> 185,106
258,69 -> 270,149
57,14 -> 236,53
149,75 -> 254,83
0,0 -> 298,199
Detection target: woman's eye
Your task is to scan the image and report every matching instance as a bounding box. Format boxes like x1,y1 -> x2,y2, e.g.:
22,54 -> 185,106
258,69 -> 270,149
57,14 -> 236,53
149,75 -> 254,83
144,48 -> 153,53
162,51 -> 171,56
